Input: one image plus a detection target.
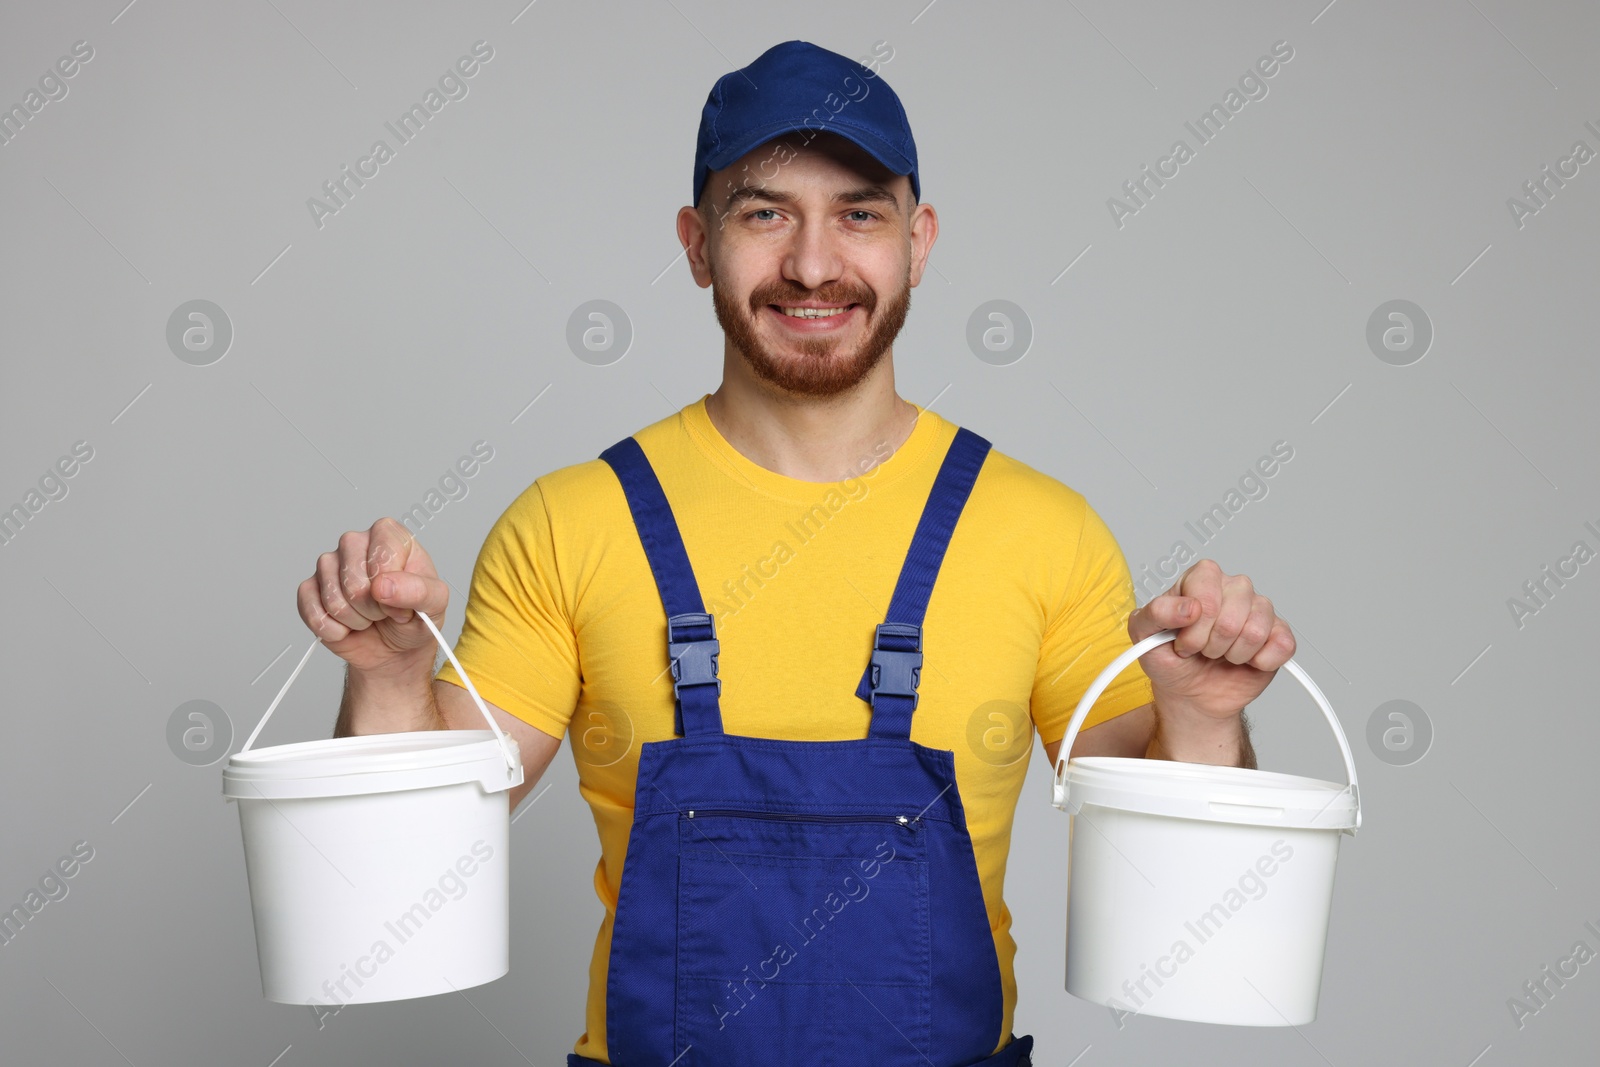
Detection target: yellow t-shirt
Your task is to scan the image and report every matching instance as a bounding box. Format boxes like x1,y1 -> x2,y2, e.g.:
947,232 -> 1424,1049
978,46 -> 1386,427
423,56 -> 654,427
435,394 -> 1154,1062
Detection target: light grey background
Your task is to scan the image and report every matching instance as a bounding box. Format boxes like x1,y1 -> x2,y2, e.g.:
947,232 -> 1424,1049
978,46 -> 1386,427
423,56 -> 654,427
2,1 -> 1596,1064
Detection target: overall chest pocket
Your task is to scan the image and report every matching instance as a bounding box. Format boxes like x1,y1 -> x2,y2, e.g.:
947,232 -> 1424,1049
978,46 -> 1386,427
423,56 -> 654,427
675,810 -> 932,1067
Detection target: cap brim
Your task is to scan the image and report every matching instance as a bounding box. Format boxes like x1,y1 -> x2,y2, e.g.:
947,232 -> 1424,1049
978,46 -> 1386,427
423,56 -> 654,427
701,117 -> 916,200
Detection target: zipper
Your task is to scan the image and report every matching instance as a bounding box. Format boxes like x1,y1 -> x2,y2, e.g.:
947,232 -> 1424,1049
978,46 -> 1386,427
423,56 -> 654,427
684,808 -> 916,828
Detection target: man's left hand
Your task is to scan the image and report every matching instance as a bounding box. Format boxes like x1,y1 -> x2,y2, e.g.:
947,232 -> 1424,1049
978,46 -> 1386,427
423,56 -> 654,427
1127,559 -> 1295,720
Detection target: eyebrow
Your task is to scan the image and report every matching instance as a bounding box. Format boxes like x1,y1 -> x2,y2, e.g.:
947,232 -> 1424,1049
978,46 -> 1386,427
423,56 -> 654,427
723,184 -> 901,212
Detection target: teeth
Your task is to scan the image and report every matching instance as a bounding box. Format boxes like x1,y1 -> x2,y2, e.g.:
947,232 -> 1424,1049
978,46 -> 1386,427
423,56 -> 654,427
779,306 -> 849,318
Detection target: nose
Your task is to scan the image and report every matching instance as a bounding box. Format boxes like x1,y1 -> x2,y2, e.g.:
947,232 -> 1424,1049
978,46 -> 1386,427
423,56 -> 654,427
779,214 -> 847,294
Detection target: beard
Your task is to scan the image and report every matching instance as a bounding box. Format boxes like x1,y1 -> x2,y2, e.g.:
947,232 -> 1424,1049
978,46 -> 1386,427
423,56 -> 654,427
711,261 -> 912,398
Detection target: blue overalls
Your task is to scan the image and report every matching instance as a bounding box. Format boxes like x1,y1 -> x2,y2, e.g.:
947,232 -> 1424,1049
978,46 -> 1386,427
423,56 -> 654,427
571,425 -> 1035,1067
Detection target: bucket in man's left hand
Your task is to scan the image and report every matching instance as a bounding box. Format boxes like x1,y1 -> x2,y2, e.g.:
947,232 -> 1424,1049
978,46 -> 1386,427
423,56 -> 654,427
1051,628 -> 1361,1026
222,612 -> 523,1006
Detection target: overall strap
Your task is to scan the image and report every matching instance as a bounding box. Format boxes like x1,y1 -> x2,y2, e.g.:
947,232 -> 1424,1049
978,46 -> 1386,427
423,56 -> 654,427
599,436 -> 723,737
855,426 -> 992,739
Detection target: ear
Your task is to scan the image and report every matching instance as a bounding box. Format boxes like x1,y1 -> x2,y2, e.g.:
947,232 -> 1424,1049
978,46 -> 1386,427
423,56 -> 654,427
677,205 -> 714,289
905,201 -> 939,289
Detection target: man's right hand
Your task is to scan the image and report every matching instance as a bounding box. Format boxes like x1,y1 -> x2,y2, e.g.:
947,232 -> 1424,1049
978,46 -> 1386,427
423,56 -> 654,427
296,517 -> 448,677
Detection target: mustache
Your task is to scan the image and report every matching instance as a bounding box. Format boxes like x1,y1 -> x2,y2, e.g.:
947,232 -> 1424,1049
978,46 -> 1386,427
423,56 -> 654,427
748,285 -> 875,311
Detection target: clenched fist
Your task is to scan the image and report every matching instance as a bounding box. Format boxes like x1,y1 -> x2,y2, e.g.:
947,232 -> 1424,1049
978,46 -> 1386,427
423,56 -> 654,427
296,517 -> 451,677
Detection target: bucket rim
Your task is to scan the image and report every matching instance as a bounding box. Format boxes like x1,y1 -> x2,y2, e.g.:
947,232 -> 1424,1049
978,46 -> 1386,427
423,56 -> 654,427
1066,755 -> 1348,793
223,729 -> 507,780
1064,755 -> 1358,830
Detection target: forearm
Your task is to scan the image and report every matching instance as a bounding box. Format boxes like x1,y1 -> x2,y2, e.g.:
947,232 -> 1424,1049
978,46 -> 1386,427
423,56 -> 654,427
333,656 -> 445,737
1144,697 -> 1256,769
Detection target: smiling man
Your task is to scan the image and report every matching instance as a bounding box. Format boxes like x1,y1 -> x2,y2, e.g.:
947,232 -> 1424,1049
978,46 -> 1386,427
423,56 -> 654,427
306,39 -> 1298,1067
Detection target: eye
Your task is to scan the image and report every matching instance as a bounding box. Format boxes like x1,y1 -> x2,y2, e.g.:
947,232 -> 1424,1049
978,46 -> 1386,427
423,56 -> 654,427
847,210 -> 876,222
749,209 -> 779,221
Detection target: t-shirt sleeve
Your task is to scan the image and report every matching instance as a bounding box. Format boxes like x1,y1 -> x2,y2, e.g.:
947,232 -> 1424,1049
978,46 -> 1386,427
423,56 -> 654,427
434,479 -> 580,740
1032,496 -> 1154,746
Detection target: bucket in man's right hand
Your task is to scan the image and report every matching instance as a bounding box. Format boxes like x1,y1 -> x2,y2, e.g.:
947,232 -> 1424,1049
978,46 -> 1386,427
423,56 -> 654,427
222,612 -> 523,1008
1051,628 -> 1361,1026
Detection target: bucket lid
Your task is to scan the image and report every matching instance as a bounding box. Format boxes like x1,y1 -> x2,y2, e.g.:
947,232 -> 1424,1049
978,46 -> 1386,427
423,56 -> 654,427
223,729 -> 522,800
1062,756 -> 1358,830
1052,628 -> 1361,835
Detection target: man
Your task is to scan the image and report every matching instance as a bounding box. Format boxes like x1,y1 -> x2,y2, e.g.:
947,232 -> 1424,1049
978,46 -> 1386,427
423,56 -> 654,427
301,40 -> 1296,1067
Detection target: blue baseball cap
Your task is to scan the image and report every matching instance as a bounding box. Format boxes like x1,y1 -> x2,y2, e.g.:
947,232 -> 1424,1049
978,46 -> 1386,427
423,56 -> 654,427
693,40 -> 920,211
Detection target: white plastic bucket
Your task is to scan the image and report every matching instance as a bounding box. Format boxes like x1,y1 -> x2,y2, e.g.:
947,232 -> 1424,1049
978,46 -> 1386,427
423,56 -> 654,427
223,611 -> 523,1007
1051,628 -> 1361,1026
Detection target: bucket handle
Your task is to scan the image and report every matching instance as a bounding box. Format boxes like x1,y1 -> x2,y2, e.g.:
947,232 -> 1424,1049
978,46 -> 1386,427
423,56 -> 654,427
239,611 -> 521,777
1050,628 -> 1361,833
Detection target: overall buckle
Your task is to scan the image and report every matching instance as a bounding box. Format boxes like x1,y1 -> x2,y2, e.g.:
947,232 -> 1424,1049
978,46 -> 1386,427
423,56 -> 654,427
666,611 -> 721,700
868,622 -> 922,708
